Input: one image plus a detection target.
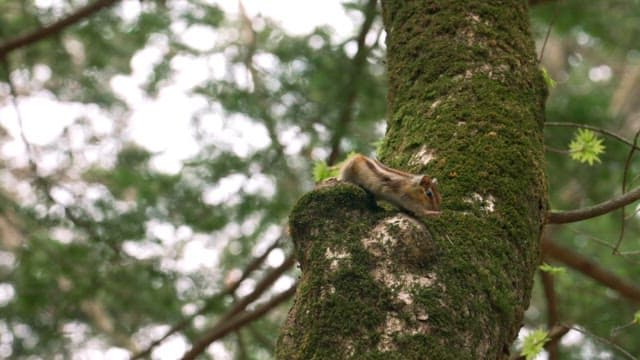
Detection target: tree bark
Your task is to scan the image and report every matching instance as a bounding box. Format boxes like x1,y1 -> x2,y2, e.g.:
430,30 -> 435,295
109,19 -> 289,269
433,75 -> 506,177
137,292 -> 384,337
277,1 -> 547,359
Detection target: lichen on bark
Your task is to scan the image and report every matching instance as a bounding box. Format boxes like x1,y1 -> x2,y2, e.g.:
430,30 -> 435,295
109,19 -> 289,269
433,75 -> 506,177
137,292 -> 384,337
277,1 -> 547,359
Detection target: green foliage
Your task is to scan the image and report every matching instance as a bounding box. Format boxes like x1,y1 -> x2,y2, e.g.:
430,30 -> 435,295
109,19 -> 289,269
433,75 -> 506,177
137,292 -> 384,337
313,152 -> 360,182
519,329 -> 549,360
540,67 -> 556,89
313,161 -> 338,182
569,129 -> 605,165
538,263 -> 566,276
634,310 -> 640,325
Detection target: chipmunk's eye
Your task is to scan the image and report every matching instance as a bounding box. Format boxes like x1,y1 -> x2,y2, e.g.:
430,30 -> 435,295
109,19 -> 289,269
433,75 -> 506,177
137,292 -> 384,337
425,190 -> 433,198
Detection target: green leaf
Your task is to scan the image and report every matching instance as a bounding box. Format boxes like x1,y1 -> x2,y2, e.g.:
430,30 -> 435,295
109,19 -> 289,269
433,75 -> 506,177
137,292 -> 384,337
569,129 -> 605,165
539,263 -> 567,276
541,67 -> 556,89
520,329 -> 550,360
313,161 -> 336,182
633,310 -> 640,324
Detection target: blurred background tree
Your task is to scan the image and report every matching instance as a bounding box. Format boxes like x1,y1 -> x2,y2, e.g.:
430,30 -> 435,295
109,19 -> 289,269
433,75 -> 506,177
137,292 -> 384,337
0,0 -> 638,359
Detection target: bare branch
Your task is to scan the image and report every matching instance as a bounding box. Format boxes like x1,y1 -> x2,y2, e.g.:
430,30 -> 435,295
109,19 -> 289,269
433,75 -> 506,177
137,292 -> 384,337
546,186 -> 640,224
179,254 -> 296,359
539,270 -> 560,359
130,238 -> 285,359
0,0 -> 121,58
180,285 -> 297,360
218,254 -> 295,323
541,238 -> 640,303
545,145 -> 569,154
529,0 -> 558,5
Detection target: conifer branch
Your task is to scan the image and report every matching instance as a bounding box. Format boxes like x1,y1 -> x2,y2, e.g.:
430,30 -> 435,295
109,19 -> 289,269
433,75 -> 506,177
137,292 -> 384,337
0,0 -> 120,58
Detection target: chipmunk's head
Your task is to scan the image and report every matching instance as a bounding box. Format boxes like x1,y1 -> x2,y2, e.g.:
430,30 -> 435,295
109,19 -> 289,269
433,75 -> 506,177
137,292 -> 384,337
411,175 -> 441,212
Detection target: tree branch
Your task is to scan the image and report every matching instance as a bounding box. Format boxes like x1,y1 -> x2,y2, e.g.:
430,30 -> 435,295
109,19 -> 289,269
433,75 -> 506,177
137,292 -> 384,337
615,129 -> 640,253
528,0 -> 558,6
130,238 -> 285,359
541,238 -> 640,303
180,284 -> 297,360
0,0 -> 121,58
219,253 -> 295,323
539,270 -> 560,359
179,254 -> 296,359
546,186 -> 640,224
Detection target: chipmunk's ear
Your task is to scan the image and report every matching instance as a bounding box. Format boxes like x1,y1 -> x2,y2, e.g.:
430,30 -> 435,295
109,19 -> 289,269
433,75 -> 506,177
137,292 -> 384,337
432,178 -> 438,185
418,175 -> 433,188
412,175 -> 426,186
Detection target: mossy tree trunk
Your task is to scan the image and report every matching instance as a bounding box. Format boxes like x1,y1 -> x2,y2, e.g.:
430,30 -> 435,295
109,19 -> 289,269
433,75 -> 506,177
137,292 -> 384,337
277,1 -> 547,359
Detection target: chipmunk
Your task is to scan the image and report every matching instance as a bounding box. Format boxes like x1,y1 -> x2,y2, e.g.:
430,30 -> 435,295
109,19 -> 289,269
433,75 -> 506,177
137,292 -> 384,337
339,154 -> 441,217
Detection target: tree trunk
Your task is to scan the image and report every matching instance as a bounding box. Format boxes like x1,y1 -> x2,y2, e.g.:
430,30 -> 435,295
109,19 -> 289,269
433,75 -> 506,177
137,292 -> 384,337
277,1 -> 547,359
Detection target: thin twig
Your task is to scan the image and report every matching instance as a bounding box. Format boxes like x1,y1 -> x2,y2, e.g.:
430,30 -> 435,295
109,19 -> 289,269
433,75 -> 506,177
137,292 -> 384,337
564,228 -> 617,251
628,172 -> 640,190
545,145 -> 569,154
611,319 -> 638,337
539,270 -> 560,360
615,129 -> 640,254
623,205 -> 640,220
1,57 -> 37,172
538,2 -> 559,63
560,227 -> 640,263
566,325 -> 637,360
618,250 -> 640,256
545,122 -> 640,152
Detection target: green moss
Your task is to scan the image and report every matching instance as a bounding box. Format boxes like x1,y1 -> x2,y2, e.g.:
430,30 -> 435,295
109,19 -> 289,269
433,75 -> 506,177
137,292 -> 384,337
379,0 -> 545,356
280,1 -> 546,358
280,182 -> 393,358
